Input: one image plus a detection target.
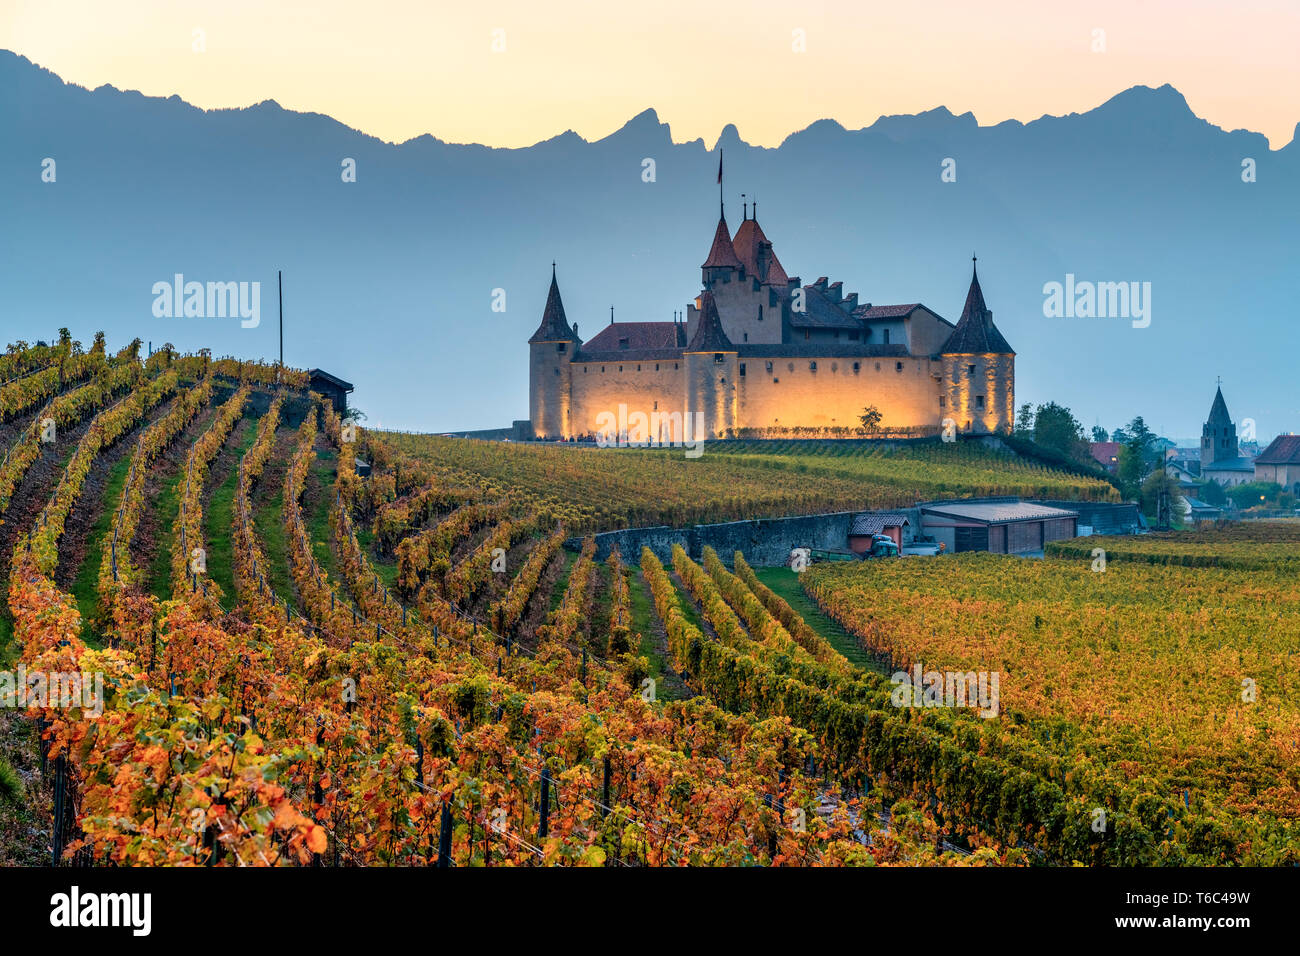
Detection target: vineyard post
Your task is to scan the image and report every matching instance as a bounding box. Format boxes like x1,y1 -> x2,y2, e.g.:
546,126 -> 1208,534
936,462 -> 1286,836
539,763 -> 551,841
602,756 -> 611,818
437,801 -> 453,867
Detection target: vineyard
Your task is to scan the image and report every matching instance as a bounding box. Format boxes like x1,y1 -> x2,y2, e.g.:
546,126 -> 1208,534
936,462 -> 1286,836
802,546 -> 1300,862
0,336 -> 1291,866
377,433 -> 1117,532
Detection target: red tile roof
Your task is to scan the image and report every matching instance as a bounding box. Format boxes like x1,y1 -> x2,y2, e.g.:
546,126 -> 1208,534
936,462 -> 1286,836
731,217 -> 789,286
1090,441 -> 1121,467
1255,434 -> 1300,465
701,216 -> 744,269
581,321 -> 684,353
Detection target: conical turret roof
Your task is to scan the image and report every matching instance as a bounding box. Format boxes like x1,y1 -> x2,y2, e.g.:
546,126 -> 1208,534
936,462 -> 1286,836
701,216 -> 743,270
685,291 -> 735,351
940,261 -> 1014,355
528,265 -> 578,344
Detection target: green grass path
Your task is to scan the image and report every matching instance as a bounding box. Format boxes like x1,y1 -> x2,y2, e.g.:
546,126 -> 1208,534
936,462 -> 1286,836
753,566 -> 884,673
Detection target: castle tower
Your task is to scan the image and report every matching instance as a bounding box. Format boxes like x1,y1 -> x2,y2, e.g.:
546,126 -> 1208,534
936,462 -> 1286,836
683,291 -> 737,440
1201,385 -> 1238,467
527,265 -> 579,439
939,259 -> 1015,435
700,215 -> 743,289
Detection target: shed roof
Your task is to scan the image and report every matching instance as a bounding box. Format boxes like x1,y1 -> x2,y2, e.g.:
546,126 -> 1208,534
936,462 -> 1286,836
849,513 -> 911,536
308,368 -> 354,391
920,500 -> 1078,525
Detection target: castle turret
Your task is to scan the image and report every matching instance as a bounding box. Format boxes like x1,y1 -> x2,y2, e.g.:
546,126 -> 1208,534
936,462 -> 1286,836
701,215 -> 743,289
939,259 -> 1015,435
683,291 -> 738,440
528,265 -> 579,439
1201,386 -> 1238,466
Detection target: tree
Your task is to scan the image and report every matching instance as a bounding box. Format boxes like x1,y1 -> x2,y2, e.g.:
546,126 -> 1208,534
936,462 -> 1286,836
1226,481 -> 1283,511
858,406 -> 882,432
1197,479 -> 1227,507
1091,426 -> 1109,442
1032,402 -> 1088,461
1013,403 -> 1035,440
1111,426 -> 1130,444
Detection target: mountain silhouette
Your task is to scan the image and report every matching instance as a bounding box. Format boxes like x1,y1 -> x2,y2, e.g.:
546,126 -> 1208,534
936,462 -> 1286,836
1,50 -> 1295,437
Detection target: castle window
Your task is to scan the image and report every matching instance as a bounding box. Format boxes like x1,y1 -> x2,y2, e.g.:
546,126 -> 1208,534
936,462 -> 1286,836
758,306 -> 763,321
976,395 -> 985,408
637,364 -> 641,371
557,343 -> 566,353
852,362 -> 860,373
653,400 -> 658,410
810,361 -> 817,371
967,364 -> 976,376
766,361 -> 773,373
714,353 -> 724,364
788,362 -> 794,372
655,363 -> 659,371
739,363 -> 746,377
601,366 -> 605,373
619,338 -> 629,350
896,362 -> 904,372
554,368 -> 560,376
875,363 -> 881,371
834,331 -> 840,340
619,365 -> 623,372
743,333 -> 748,342
773,377 -> 779,384
939,395 -> 946,407
883,329 -> 890,345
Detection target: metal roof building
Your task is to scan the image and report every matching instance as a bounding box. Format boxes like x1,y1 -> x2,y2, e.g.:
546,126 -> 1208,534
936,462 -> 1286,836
919,498 -> 1079,554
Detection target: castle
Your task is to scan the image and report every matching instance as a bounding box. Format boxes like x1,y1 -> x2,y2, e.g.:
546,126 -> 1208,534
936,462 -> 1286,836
527,199 -> 1015,442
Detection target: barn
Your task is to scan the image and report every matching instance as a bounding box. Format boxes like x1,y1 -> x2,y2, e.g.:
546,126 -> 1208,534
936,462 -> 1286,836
919,500 -> 1078,554
848,513 -> 911,552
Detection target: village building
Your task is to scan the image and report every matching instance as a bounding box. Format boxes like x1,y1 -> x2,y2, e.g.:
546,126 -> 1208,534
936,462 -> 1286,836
527,194 -> 1015,440
1253,435 -> 1300,495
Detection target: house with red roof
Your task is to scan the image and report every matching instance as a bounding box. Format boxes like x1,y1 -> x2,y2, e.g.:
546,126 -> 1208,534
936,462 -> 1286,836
1254,435 -> 1300,495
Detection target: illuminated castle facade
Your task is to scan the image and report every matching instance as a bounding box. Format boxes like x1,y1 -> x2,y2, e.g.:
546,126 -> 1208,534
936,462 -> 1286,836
528,202 -> 1014,441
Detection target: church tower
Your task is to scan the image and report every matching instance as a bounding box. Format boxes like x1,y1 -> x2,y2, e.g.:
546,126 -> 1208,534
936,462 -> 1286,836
528,265 -> 579,439
939,259 -> 1015,435
1201,385 -> 1238,467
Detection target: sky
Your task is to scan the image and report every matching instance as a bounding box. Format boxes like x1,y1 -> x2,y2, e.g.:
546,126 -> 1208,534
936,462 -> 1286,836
2,0 -> 1298,150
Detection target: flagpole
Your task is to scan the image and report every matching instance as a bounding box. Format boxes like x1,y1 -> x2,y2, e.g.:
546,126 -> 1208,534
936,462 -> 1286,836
718,148 -> 724,218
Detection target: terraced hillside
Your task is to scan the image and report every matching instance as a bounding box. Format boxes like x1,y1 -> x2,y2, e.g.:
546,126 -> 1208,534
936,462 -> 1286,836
2,336 -> 1290,866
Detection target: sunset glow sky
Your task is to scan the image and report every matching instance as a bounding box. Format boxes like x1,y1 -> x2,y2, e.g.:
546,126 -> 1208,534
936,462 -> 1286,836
3,0 -> 1297,148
